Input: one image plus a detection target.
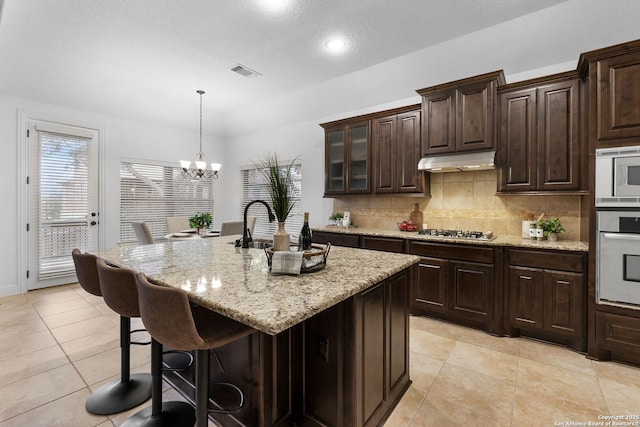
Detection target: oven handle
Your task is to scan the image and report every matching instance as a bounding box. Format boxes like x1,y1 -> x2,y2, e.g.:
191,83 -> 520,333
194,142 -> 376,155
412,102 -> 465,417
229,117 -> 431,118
601,232 -> 640,241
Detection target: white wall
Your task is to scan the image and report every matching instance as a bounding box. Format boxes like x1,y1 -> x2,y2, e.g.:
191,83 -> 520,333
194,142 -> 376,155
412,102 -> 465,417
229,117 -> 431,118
0,93 -> 225,296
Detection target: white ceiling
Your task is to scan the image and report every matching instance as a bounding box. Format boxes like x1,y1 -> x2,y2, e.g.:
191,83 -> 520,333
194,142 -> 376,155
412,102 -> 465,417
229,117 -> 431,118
0,0 -> 569,136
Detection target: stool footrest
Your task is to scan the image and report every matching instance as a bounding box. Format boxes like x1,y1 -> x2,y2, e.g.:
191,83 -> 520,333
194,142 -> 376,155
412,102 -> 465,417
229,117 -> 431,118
208,381 -> 244,414
161,350 -> 194,372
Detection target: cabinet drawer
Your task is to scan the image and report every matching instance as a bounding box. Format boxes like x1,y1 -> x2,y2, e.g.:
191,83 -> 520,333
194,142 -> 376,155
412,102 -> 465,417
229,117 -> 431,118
361,236 -> 405,253
508,248 -> 584,273
313,231 -> 360,248
410,241 -> 494,263
596,311 -> 640,353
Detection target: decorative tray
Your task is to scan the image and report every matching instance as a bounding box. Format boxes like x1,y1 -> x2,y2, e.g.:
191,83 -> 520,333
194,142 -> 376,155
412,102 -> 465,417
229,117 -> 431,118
264,243 -> 331,273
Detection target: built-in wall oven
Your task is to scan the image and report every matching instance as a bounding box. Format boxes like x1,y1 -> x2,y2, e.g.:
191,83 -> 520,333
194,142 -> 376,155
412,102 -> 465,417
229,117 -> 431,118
596,145 -> 640,309
597,211 -> 640,309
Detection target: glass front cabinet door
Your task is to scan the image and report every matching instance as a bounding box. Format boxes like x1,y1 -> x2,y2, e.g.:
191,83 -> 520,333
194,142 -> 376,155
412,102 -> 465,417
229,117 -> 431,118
323,121 -> 370,195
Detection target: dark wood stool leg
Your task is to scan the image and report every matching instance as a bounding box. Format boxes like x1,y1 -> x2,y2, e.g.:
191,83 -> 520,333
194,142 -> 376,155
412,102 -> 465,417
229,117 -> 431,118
85,316 -> 152,415
122,339 -> 195,426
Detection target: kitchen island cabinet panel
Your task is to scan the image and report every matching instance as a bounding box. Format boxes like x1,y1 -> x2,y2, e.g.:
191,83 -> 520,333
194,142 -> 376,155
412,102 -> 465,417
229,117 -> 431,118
302,269 -> 412,427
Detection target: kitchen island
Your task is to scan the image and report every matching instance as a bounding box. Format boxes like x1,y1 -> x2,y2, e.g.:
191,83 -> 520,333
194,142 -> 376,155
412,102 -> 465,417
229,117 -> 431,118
94,236 -> 419,426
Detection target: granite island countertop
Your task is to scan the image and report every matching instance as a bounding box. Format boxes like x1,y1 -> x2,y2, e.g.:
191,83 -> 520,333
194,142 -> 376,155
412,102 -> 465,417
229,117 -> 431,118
93,236 -> 419,335
312,226 -> 589,252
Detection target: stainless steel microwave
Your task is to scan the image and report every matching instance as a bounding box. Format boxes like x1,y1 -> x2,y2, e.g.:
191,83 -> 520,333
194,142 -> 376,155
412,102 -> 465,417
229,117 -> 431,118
596,145 -> 640,207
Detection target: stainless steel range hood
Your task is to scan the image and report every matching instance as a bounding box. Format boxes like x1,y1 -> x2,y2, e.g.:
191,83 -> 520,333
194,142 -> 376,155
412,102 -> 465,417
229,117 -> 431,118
418,150 -> 496,173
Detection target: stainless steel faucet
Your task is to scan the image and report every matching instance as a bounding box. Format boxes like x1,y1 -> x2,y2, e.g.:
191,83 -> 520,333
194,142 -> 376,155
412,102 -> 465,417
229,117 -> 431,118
238,200 -> 275,248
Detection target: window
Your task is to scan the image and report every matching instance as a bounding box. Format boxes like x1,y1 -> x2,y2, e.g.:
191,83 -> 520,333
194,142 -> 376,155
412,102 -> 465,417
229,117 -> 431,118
241,161 -> 303,239
120,159 -> 214,242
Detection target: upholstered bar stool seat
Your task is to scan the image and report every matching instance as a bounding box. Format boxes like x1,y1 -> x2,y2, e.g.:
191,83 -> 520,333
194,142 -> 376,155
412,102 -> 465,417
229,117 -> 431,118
96,258 -> 195,426
135,273 -> 256,427
71,249 -> 152,415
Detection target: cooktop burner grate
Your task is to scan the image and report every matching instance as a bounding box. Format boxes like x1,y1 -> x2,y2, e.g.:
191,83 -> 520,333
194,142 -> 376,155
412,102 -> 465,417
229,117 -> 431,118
418,229 -> 495,240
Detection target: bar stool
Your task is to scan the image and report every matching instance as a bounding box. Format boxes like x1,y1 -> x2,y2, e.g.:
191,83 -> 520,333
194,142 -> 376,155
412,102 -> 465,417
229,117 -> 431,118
96,259 -> 195,427
135,272 -> 256,427
71,249 -> 152,415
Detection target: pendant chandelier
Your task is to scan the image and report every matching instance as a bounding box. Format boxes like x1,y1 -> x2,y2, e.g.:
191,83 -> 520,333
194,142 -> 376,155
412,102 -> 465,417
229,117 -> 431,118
180,90 -> 221,179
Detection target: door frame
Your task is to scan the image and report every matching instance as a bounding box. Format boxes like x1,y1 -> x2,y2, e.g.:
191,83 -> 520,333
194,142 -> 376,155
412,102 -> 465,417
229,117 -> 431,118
17,110 -> 107,294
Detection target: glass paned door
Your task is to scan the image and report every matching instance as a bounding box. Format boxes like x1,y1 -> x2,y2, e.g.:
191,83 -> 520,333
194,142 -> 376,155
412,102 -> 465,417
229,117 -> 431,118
28,122 -> 99,289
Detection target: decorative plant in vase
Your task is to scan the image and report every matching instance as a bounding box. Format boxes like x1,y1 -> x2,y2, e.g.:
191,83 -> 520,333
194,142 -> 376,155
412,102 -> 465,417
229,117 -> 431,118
188,212 -> 212,235
257,152 -> 299,251
538,217 -> 565,241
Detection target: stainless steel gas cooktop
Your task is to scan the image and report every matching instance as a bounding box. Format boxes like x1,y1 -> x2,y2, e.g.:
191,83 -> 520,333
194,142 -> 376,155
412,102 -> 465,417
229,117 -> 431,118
418,229 -> 496,241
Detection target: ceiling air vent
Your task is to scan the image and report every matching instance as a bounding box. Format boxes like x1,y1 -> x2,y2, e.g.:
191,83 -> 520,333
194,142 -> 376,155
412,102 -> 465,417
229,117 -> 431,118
230,64 -> 262,78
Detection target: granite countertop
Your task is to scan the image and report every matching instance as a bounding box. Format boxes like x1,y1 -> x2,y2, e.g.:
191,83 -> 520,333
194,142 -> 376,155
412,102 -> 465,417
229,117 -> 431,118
93,237 -> 419,335
312,226 -> 589,252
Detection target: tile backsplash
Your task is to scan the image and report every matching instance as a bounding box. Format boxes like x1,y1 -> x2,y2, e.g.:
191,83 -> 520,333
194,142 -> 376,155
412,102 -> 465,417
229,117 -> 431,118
332,170 -> 586,241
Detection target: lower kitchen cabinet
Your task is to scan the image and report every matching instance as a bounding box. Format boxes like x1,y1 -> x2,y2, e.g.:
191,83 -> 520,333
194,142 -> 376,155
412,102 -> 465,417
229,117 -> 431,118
361,235 -> 405,253
313,230 -> 360,248
507,248 -> 586,351
410,241 -> 502,335
594,311 -> 640,366
302,268 -> 411,427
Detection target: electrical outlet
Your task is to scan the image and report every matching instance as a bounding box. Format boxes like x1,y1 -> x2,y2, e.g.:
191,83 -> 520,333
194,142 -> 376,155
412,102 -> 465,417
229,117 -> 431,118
317,335 -> 329,362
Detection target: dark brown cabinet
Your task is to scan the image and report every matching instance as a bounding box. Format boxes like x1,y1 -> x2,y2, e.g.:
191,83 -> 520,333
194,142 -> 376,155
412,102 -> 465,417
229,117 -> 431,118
302,268 -> 411,427
372,107 -> 424,194
322,104 -> 426,196
313,230 -> 360,248
578,40 -> 640,147
322,120 -> 371,195
507,248 -> 586,351
410,241 -> 501,334
416,70 -> 505,156
497,72 -> 584,193
361,235 -> 405,253
595,312 -> 640,366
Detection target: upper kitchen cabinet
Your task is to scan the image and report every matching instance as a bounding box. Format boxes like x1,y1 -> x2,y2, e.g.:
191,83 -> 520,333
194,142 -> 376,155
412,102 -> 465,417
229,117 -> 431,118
321,104 -> 427,196
578,39 -> 640,148
416,70 -> 505,156
322,119 -> 371,195
371,105 -> 425,194
497,71 -> 585,193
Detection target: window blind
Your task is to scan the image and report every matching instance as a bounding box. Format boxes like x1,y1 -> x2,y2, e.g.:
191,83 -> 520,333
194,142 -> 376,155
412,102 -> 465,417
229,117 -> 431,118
120,160 -> 215,242
241,162 -> 303,240
38,131 -> 91,279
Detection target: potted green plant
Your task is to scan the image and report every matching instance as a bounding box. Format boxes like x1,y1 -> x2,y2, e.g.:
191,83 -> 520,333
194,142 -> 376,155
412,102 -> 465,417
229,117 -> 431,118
257,152 -> 299,251
538,217 -> 565,241
188,212 -> 212,235
329,212 -> 343,225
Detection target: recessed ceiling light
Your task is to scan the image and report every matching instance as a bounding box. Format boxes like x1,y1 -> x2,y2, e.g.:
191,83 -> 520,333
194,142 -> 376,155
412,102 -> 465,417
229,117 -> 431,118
325,38 -> 347,52
263,0 -> 285,6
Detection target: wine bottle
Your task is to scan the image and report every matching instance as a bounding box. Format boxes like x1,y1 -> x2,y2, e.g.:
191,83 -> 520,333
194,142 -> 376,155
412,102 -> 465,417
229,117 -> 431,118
298,212 -> 312,251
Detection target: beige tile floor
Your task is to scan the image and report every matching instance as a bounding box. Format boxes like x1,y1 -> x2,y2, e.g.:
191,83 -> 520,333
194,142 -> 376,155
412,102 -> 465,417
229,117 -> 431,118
1,284 -> 639,426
